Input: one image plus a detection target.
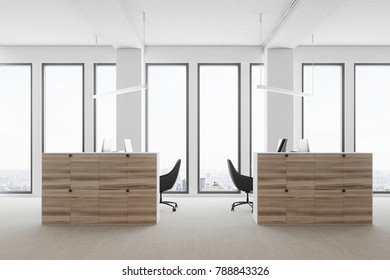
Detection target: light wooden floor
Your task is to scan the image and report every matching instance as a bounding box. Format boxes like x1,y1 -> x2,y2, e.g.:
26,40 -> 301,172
0,196 -> 389,259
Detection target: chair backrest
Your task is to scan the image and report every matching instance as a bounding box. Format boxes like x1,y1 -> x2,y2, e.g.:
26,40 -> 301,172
160,159 -> 181,193
227,159 -> 253,193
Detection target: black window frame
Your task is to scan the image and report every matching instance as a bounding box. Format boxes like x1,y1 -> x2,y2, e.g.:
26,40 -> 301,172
145,63 -> 190,194
354,63 -> 390,194
197,63 -> 241,194
42,63 -> 85,153
0,63 -> 33,194
301,63 -> 346,152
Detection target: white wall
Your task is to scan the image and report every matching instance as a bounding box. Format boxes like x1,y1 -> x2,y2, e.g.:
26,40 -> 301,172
0,46 -> 116,197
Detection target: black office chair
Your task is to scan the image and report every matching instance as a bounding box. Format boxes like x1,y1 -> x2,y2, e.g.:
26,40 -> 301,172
160,159 -> 181,212
227,159 -> 253,212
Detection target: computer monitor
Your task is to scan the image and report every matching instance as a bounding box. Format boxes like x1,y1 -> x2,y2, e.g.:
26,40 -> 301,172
298,139 -> 310,152
276,139 -> 288,152
101,139 -> 112,152
124,139 -> 133,153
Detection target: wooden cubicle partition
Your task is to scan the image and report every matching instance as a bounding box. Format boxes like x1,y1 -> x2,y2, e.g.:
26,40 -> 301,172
255,153 -> 372,225
42,153 -> 158,225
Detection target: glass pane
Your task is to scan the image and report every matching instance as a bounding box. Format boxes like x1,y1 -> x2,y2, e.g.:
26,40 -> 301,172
0,65 -> 31,193
199,65 -> 238,192
148,65 -> 187,192
95,65 -> 116,152
44,65 -> 83,152
303,65 -> 342,152
251,65 -> 265,154
356,65 -> 390,192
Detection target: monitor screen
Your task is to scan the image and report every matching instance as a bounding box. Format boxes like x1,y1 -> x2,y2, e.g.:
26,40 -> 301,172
277,138 -> 287,152
124,139 -> 133,153
298,139 -> 310,152
101,139 -> 112,152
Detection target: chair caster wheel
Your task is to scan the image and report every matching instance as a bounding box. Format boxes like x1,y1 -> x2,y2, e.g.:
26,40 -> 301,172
173,208 -> 176,212
175,204 -> 178,208
231,208 -> 234,211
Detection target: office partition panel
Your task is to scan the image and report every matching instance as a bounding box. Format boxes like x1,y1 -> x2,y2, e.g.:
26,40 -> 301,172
147,64 -> 188,193
43,64 -> 84,153
198,64 -> 240,193
0,64 -> 32,193
355,64 -> 390,192
94,64 -> 116,152
303,64 -> 344,152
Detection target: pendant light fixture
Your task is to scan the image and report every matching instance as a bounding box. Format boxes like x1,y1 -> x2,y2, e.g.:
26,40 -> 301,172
256,10 -> 314,98
94,11 -> 148,99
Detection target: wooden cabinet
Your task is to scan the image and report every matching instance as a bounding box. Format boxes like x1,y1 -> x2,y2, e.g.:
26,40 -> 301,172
258,154 -> 315,224
42,153 -> 158,225
286,154 -> 315,224
128,154 -> 157,224
99,154 -> 128,224
315,154 -> 344,224
343,154 -> 372,224
71,154 -> 99,224
257,153 -> 372,225
258,154 -> 286,224
42,154 -> 71,224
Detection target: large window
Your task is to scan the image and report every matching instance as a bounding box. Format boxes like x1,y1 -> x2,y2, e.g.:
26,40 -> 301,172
356,64 -> 390,192
0,64 -> 32,193
94,64 -> 116,152
199,64 -> 239,193
303,64 -> 343,152
251,64 -> 265,166
147,64 -> 188,192
43,64 -> 84,152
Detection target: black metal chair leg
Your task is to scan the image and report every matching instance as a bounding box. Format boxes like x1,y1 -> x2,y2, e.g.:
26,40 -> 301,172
231,200 -> 253,211
164,200 -> 178,208
160,201 -> 177,212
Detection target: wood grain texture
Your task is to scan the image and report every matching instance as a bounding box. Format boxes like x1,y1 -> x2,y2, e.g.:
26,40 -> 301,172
287,155 -> 315,224
42,153 -> 158,225
99,154 -> 128,224
315,154 -> 344,224
128,154 -> 157,224
71,155 -> 99,224
258,154 -> 287,224
256,153 -> 372,225
128,188 -> 156,224
343,154 -> 372,224
42,154 -> 71,224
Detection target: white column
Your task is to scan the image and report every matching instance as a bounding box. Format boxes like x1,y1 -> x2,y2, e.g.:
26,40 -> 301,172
266,48 -> 295,152
116,48 -> 145,152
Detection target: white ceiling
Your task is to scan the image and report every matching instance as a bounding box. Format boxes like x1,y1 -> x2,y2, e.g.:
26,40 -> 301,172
0,0 -> 390,48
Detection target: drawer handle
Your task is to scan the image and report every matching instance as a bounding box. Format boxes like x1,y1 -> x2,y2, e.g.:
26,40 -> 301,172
69,154 -> 72,157
126,189 -> 129,193
342,154 -> 346,157
285,154 -> 288,157
126,154 -> 129,158
69,189 -> 72,193
342,189 -> 346,192
285,189 -> 288,192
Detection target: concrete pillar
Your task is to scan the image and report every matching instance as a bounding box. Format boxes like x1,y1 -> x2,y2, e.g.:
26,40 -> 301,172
116,48 -> 145,152
266,48 -> 295,152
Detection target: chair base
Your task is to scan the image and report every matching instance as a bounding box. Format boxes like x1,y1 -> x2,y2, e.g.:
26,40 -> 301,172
231,192 -> 253,212
160,194 -> 178,212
